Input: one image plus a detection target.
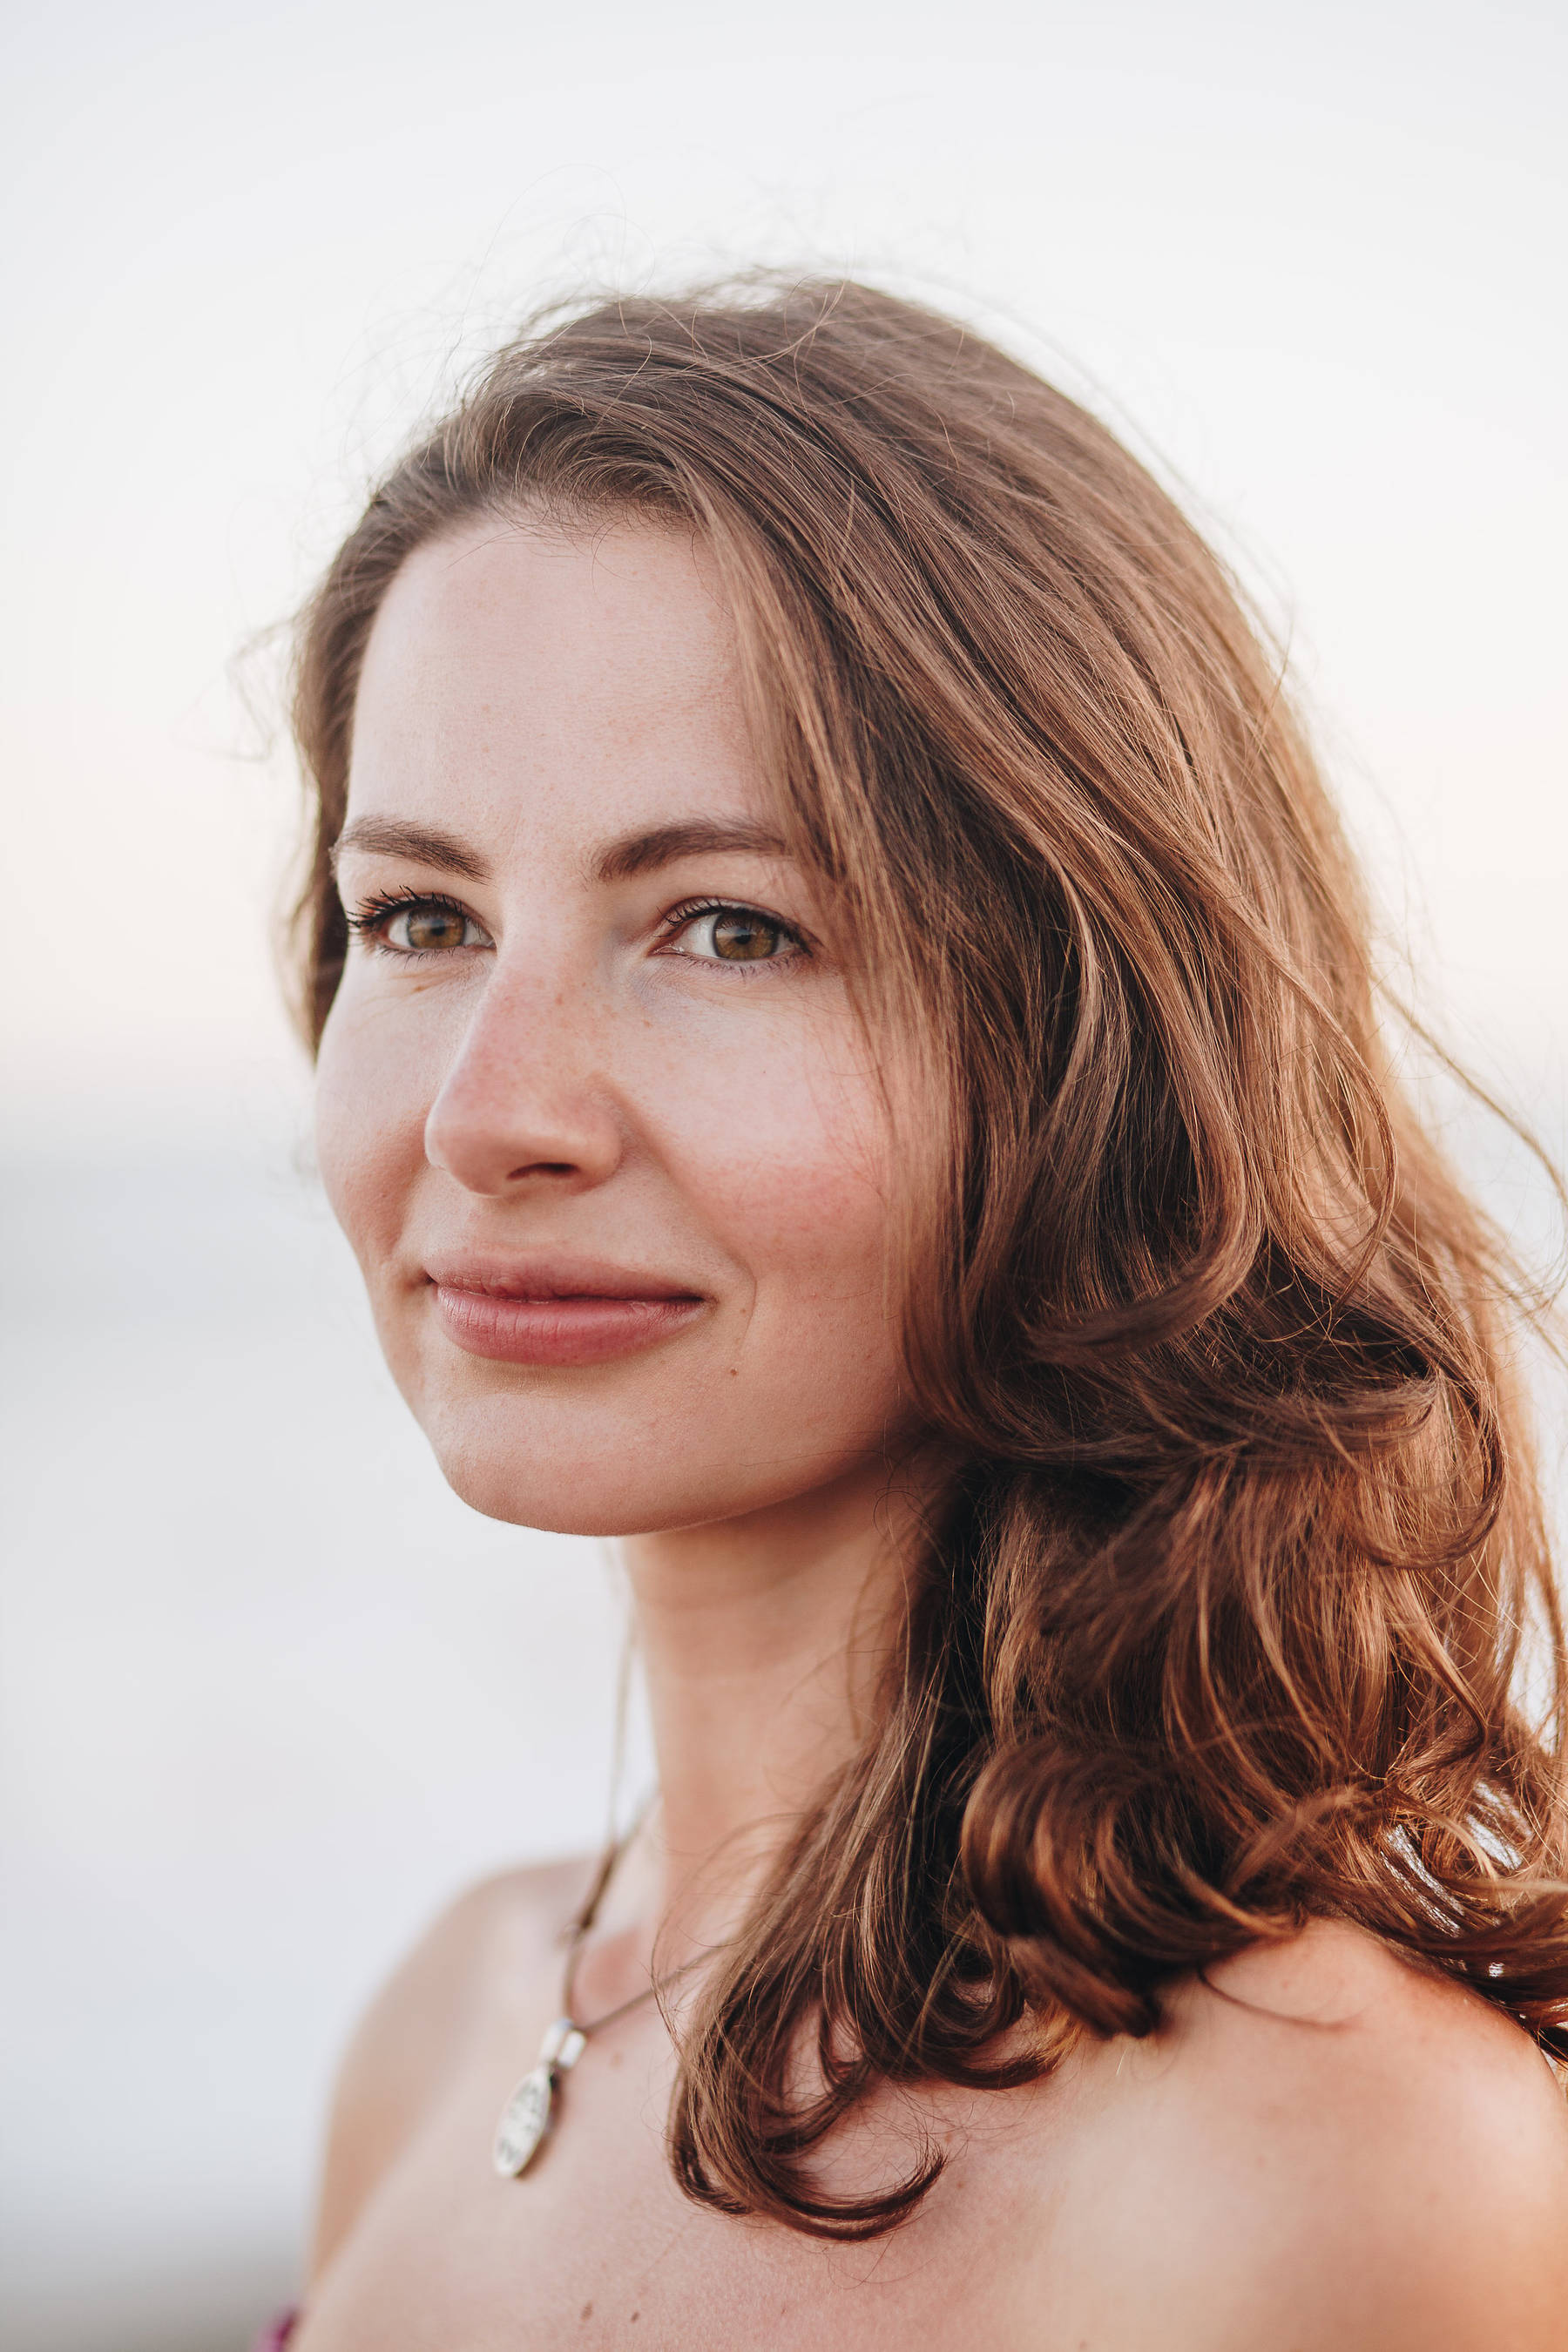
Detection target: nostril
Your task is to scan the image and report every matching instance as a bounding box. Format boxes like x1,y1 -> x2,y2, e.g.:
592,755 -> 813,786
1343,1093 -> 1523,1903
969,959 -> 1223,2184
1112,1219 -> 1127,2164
506,1161 -> 580,1181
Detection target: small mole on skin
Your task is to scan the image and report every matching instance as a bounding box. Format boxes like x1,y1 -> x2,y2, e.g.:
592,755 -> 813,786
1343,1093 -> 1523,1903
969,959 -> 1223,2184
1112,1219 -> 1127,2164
579,2303 -> 592,2322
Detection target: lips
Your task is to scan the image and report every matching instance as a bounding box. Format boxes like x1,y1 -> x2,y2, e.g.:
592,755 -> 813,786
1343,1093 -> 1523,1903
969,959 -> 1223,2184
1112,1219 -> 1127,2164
424,1255 -> 709,1367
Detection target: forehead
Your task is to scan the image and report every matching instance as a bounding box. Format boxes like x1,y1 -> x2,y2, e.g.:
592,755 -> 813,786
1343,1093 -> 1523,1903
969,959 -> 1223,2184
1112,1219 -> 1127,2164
347,514 -> 760,848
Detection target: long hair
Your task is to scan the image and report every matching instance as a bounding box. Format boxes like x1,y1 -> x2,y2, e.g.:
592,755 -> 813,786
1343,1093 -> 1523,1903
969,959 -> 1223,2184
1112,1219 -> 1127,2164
289,278 -> 1568,2237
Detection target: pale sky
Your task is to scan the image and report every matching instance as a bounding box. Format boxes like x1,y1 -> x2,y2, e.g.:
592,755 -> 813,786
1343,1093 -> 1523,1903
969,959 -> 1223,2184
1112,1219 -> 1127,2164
3,0 -> 1564,1124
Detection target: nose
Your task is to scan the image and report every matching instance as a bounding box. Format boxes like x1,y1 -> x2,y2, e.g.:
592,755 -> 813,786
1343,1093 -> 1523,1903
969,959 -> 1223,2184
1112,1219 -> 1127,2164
423,963 -> 625,1198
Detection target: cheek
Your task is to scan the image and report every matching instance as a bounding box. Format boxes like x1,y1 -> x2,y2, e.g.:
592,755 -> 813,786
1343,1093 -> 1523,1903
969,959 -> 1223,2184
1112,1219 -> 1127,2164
314,990 -> 436,1274
652,1026 -> 897,1330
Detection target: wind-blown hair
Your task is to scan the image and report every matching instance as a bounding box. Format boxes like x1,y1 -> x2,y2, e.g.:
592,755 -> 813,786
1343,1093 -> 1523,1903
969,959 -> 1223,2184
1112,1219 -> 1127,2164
289,278 -> 1568,2238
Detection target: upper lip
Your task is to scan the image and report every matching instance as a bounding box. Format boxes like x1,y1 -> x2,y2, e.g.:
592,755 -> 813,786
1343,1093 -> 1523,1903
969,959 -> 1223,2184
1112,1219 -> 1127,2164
422,1252 -> 706,1302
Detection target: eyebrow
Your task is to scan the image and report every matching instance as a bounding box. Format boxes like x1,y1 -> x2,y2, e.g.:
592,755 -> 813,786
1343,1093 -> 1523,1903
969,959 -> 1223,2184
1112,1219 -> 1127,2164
331,817 -> 490,880
591,818 -> 789,883
331,814 -> 790,886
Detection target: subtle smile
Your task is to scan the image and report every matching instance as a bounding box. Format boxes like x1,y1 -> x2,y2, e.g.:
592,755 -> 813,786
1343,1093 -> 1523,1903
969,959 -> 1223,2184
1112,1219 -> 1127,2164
425,1257 -> 710,1368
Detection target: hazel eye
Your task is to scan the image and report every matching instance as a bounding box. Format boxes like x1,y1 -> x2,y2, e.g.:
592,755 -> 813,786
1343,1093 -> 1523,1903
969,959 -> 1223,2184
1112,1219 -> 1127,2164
387,905 -> 477,952
351,895 -> 491,956
680,906 -> 799,963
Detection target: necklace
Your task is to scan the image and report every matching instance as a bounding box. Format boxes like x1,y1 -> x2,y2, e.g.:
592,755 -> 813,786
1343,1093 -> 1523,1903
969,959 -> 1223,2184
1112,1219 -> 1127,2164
492,1831 -> 692,2179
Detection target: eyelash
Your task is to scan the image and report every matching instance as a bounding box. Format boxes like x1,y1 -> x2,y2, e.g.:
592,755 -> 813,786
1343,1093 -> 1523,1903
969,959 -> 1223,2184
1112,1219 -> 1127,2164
654,896 -> 810,972
344,888 -> 810,971
345,887 -> 483,957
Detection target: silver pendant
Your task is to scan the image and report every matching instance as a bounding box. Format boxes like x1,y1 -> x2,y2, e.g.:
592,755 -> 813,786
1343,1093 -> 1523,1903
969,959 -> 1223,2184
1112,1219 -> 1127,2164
493,2017 -> 586,2177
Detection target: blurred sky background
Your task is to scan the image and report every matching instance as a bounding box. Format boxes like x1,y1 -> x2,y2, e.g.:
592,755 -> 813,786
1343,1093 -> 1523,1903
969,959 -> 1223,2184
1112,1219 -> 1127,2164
2,3 -> 1565,2347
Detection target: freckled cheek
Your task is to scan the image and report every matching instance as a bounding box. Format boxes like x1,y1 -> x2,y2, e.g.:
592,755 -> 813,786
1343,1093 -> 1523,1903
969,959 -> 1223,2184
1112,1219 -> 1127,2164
314,993 -> 443,1276
675,1096 -> 909,1453
655,1064 -> 897,1319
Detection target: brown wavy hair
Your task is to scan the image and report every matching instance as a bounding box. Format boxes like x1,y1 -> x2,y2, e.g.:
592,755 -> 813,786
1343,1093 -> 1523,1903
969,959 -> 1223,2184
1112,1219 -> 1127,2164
289,278 -> 1568,2238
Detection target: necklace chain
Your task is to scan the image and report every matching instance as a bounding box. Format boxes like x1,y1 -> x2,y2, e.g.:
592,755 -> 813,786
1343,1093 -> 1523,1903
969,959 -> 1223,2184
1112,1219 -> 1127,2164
561,1922 -> 683,2038
491,1816 -> 697,2180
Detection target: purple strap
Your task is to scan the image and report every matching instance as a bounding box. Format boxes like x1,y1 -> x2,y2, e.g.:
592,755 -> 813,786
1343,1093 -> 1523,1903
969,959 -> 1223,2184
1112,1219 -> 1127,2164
251,2313 -> 298,2351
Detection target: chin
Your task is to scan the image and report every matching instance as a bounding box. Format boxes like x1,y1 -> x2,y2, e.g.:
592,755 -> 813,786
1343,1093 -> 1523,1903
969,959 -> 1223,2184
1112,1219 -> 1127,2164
422,1407 -> 731,1538
436,1448 -> 673,1537
419,1391 -> 862,1539
382,1343 -> 698,1535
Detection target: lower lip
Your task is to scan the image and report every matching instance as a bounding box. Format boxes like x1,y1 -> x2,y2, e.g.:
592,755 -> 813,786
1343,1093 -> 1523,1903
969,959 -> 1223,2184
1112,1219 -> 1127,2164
430,1284 -> 708,1367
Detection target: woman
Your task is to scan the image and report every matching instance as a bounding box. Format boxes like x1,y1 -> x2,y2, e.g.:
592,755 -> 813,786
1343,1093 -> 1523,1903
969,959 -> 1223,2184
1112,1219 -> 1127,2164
274,280 -> 1568,2348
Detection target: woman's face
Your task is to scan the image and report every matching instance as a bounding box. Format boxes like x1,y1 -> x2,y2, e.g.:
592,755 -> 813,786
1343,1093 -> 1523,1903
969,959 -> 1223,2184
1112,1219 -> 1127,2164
316,514 -> 910,1535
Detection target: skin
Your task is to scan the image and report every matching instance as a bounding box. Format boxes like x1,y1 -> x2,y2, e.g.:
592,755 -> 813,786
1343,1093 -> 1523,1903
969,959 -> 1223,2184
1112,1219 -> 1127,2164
302,513 -> 1568,2350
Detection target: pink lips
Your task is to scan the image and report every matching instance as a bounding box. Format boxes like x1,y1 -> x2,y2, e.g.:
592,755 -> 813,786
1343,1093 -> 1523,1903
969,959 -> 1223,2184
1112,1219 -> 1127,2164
425,1255 -> 708,1367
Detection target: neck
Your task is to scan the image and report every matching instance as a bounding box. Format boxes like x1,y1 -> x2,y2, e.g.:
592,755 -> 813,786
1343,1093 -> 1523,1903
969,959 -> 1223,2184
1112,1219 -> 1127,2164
605,1454 -> 936,1970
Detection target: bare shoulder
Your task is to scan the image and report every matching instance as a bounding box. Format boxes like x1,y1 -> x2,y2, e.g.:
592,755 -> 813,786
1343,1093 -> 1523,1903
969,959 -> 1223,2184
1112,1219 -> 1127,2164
1173,1913 -> 1568,2112
1023,1920 -> 1568,2351
308,1855 -> 589,2279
